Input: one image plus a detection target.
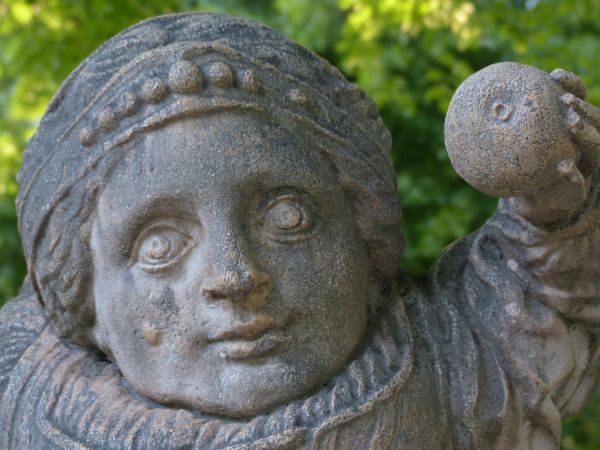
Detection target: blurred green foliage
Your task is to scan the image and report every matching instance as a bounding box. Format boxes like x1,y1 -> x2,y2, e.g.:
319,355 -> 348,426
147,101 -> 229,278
0,1 -> 599,447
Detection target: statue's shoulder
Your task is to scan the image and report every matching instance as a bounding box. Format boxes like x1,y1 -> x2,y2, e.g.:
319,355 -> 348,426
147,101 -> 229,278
0,283 -> 48,397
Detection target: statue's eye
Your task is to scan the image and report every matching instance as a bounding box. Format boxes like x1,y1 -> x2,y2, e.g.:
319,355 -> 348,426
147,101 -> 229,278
133,225 -> 193,273
262,194 -> 314,243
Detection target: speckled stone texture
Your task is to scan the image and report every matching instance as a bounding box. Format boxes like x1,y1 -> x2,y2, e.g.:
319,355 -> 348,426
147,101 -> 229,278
1,13 -> 600,450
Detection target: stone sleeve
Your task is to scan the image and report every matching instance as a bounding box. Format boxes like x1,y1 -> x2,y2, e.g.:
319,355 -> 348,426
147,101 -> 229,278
439,172 -> 600,448
492,172 -> 600,411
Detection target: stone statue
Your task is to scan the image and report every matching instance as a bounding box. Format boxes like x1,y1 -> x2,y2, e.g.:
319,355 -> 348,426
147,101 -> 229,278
1,13 -> 599,449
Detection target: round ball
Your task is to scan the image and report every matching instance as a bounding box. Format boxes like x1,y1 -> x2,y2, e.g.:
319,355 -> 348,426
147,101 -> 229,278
207,62 -> 234,89
168,60 -> 203,94
97,107 -> 118,132
141,77 -> 168,103
444,62 -> 575,197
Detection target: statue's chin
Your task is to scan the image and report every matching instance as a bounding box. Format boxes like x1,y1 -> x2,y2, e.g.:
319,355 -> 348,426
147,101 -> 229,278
149,389 -> 297,419
126,359 -> 335,419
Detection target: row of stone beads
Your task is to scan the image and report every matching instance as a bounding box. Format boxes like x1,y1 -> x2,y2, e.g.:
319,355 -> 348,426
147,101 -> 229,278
79,60 -> 262,147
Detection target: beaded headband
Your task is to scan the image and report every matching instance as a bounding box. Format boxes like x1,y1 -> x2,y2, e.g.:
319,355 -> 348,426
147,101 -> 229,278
15,15 -> 404,338
18,40 -> 393,269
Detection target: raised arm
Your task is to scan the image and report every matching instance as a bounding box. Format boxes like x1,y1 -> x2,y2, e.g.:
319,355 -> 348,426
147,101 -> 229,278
439,62 -> 600,448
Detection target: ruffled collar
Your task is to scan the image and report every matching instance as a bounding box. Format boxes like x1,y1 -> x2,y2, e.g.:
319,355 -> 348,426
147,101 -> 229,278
2,292 -> 413,449
232,292 -> 414,447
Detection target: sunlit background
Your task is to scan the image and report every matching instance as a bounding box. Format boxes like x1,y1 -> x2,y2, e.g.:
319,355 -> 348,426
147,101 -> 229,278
1,1 -> 599,447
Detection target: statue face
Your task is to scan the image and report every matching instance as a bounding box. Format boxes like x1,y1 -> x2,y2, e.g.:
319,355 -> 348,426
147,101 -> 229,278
90,112 -> 372,417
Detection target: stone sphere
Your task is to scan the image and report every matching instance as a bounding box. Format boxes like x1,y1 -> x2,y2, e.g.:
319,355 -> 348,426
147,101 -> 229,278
444,62 -> 576,197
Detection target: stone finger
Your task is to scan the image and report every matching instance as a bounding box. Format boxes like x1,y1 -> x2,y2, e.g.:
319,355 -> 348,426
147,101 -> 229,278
550,69 -> 587,99
551,68 -> 587,99
556,158 -> 585,185
570,117 -> 600,176
565,105 -> 584,132
562,93 -> 600,128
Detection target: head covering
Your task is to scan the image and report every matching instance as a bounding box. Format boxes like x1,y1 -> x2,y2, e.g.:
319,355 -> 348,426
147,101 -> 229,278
16,13 -> 403,341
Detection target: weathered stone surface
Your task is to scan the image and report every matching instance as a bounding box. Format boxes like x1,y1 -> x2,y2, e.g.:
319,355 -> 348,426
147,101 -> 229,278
1,13 -> 600,449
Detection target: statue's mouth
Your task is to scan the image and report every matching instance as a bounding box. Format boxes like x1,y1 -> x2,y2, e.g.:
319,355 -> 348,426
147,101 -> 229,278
215,333 -> 292,360
207,314 -> 291,360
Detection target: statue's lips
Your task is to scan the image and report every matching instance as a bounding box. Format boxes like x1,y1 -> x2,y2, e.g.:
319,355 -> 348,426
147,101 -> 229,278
215,333 -> 291,360
206,315 -> 291,360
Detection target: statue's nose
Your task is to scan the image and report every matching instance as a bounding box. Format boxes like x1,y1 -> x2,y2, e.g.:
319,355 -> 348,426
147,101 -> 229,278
201,243 -> 271,308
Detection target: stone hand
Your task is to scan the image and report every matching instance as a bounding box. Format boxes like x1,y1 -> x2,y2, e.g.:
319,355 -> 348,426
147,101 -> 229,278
445,62 -> 600,225
559,90 -> 600,178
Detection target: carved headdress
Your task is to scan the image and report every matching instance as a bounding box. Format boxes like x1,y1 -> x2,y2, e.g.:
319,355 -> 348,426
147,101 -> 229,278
16,13 -> 403,343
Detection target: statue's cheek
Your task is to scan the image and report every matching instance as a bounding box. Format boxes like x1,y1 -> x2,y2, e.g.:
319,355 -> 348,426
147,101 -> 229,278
136,286 -> 179,347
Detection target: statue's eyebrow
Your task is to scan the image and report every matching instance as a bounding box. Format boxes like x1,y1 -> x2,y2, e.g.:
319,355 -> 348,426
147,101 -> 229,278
102,195 -> 198,255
